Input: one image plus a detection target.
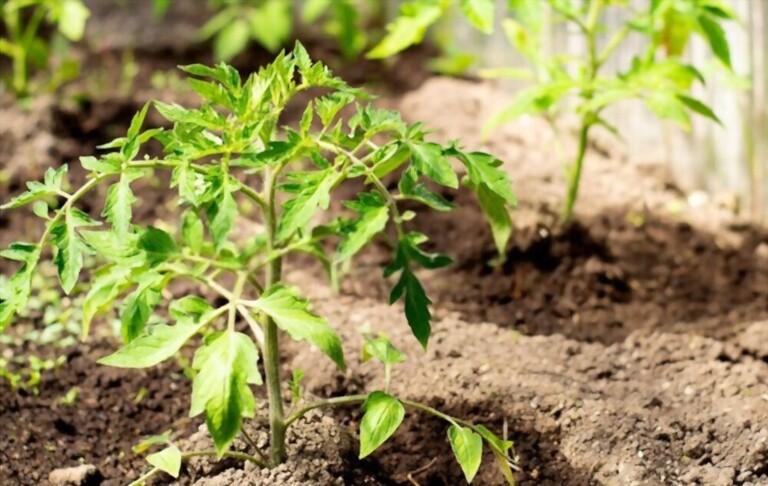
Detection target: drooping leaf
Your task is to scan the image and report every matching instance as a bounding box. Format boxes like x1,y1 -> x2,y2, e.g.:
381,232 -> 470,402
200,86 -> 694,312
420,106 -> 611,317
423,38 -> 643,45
251,285 -> 345,369
697,14 -> 731,69
359,391 -> 405,458
472,182 -> 513,256
677,94 -> 721,124
146,445 -> 182,478
189,331 -> 262,455
448,425 -> 483,483
474,424 -> 516,485
389,268 -> 432,349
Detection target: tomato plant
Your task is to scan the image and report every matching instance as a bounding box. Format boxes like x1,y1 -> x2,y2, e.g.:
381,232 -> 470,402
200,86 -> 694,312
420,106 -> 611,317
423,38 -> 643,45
200,0 -> 383,61
0,44 -> 517,483
0,0 -> 90,97
371,0 -> 735,220
484,0 -> 735,220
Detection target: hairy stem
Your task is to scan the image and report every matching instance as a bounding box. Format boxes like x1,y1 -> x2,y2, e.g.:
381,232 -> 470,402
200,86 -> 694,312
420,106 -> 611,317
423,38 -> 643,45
261,165 -> 287,465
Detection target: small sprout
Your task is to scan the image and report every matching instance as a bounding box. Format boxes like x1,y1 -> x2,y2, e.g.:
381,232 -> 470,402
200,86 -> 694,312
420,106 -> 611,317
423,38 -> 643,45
59,387 -> 79,406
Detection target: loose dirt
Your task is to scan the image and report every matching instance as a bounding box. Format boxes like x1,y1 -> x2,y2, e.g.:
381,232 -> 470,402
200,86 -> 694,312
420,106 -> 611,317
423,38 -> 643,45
1,49 -> 767,486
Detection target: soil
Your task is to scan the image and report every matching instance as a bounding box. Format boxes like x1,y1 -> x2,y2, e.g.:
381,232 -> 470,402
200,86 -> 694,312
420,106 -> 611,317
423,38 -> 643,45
1,11 -> 768,486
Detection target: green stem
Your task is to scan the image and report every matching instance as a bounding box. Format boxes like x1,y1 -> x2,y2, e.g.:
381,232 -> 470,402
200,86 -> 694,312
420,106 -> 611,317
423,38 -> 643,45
261,165 -> 287,465
562,118 -> 593,221
38,175 -> 108,247
561,0 -> 602,222
228,273 -> 246,332
284,394 -> 473,429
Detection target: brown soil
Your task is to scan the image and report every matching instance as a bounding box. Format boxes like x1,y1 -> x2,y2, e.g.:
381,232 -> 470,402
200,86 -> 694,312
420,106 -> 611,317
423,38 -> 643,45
1,20 -> 768,486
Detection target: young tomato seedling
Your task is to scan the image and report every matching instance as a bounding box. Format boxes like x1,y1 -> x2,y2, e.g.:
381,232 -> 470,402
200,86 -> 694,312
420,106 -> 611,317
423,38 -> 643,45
484,0 -> 735,220
0,44 -> 517,484
0,0 -> 90,97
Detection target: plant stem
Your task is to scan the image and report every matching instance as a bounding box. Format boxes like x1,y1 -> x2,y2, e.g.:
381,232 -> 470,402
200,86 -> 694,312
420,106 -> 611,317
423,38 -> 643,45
562,118 -> 592,221
562,0 -> 602,222
284,394 -> 473,429
228,273 -> 246,332
261,165 -> 287,465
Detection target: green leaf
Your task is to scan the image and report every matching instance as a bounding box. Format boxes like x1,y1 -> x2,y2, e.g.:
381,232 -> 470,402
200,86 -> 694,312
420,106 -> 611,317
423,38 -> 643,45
473,182 -> 513,256
398,167 -> 456,211
170,295 -> 214,322
119,273 -> 164,343
697,14 -> 731,69
58,0 -> 90,41
367,1 -> 444,59
100,320 -> 208,368
132,431 -> 172,454
277,170 -> 335,242
451,149 -> 516,206
359,391 -> 405,458
644,92 -> 691,130
474,425 -> 516,485
677,94 -> 721,124
362,335 -> 406,366
336,193 -> 389,263
459,0 -> 495,34
181,210 -> 204,254
1,165 -> 69,210
146,445 -> 182,478
82,266 -> 130,339
214,19 -> 250,61
389,268 -> 432,349
249,0 -> 292,53
448,425 -> 483,483
302,0 -> 332,22
138,227 -> 177,266
51,209 -> 99,294
206,180 -> 237,250
407,142 -> 458,188
251,285 -> 345,370
103,170 -> 140,237
0,243 -> 40,330
172,163 -> 203,207
189,331 -> 262,455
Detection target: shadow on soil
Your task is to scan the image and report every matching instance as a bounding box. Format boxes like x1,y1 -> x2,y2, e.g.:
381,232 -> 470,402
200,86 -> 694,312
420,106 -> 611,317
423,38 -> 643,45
407,190 -> 768,345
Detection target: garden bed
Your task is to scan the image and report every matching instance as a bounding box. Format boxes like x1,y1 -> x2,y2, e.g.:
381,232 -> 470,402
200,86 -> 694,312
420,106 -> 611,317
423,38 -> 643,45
1,48 -> 767,486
